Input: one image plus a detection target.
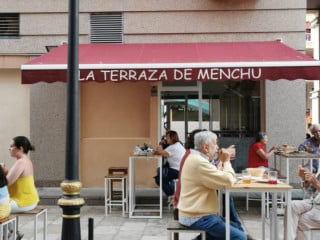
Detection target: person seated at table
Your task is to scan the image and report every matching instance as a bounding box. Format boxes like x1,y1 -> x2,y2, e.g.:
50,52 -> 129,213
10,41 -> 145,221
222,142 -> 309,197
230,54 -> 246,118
298,123 -> 320,173
0,164 -> 16,239
1,136 -> 38,240
178,130 -> 246,240
248,132 -> 278,173
154,130 -> 186,199
172,129 -> 245,234
3,136 -> 39,213
284,165 -> 320,240
0,164 -> 10,220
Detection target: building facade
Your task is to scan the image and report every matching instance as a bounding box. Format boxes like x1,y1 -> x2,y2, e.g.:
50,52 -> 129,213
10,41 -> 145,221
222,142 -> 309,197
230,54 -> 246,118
0,0 -> 318,188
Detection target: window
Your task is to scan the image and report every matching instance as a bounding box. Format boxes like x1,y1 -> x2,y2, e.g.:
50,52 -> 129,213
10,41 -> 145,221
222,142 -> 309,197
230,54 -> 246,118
0,13 -> 19,38
90,13 -> 123,43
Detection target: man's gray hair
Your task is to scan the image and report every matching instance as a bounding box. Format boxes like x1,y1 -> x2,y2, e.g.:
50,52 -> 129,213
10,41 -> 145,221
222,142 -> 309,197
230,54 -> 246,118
309,123 -> 320,132
194,131 -> 217,150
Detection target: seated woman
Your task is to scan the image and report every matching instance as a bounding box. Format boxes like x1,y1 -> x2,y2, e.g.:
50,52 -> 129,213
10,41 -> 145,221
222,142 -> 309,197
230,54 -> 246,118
154,130 -> 186,198
0,164 -> 10,220
0,162 -> 24,240
248,132 -> 278,173
3,136 -> 39,214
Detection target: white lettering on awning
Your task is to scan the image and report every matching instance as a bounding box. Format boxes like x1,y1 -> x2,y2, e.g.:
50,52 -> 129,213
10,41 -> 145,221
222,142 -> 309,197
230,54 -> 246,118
79,70 -> 95,81
174,69 -> 192,80
84,68 -> 262,82
197,68 -> 261,81
100,69 -> 168,81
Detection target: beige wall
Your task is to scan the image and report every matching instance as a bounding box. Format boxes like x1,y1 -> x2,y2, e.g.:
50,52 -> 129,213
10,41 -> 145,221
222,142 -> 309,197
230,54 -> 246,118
80,82 -> 159,187
0,67 -> 30,169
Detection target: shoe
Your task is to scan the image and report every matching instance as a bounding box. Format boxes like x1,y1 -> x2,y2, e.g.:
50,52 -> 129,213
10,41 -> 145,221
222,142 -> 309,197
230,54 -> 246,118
16,231 -> 24,240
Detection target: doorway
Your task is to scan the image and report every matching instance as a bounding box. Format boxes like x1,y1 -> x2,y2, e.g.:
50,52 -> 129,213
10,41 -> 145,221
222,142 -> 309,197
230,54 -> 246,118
159,80 -> 261,172
160,81 -> 260,143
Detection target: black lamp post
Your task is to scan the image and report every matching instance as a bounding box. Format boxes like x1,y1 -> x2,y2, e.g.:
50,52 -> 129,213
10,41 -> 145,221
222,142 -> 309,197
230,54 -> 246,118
57,0 -> 84,239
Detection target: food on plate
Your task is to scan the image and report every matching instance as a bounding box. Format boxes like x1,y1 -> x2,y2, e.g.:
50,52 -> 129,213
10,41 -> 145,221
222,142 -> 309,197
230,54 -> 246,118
281,145 -> 297,153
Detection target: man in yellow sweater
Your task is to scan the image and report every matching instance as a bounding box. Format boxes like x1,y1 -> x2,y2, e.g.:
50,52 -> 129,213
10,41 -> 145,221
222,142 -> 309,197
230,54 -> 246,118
178,130 -> 246,240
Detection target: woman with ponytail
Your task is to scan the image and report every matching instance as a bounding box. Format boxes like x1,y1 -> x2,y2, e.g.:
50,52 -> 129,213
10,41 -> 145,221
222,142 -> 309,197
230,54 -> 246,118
3,136 -> 39,214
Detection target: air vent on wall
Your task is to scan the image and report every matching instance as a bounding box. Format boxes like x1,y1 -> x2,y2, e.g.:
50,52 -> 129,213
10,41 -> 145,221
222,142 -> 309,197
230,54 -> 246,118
90,13 -> 123,43
0,13 -> 19,37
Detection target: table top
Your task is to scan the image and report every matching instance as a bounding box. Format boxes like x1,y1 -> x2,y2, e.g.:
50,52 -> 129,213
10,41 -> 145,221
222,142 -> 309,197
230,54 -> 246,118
227,181 -> 292,190
276,152 -> 320,159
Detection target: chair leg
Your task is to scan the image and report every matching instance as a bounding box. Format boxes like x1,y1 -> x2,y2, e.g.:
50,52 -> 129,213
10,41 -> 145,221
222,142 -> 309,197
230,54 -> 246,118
266,192 -> 270,219
173,209 -> 179,240
308,230 -> 311,240
246,192 -> 249,211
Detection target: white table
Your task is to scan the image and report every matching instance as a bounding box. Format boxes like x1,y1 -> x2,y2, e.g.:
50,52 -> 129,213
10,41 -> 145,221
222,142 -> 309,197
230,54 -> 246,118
128,155 -> 163,218
225,182 -> 292,240
275,152 -> 320,184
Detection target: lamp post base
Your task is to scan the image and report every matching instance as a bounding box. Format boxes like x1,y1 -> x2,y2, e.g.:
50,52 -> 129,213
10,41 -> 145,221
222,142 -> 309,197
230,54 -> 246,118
58,181 -> 85,240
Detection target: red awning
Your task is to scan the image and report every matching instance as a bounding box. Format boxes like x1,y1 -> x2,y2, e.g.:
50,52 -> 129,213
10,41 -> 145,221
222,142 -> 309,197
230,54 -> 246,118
21,41 -> 320,84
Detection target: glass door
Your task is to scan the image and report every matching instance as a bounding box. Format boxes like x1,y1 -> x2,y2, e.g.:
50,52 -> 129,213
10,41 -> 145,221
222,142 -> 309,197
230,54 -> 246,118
159,80 -> 260,172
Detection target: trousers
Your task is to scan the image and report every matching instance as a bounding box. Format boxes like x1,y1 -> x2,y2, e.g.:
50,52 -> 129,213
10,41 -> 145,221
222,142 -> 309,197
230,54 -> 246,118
285,199 -> 320,240
154,166 -> 179,196
189,214 -> 246,240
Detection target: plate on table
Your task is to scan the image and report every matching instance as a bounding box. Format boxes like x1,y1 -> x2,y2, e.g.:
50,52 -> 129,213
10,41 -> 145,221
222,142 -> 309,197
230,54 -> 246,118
237,176 -> 263,181
274,150 -> 283,154
255,179 -> 281,184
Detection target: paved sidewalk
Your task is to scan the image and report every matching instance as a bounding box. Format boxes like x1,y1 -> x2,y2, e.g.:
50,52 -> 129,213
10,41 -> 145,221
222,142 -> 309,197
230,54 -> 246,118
17,204 -> 286,240
33,187 -> 310,240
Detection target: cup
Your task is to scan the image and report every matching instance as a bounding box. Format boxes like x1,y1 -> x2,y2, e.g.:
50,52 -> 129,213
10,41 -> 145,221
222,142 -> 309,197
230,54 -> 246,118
268,171 -> 278,184
242,169 -> 251,184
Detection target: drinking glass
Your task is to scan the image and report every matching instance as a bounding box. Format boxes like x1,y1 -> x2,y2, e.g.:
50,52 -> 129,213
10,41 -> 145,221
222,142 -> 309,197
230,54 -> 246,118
268,171 -> 278,184
242,169 -> 251,184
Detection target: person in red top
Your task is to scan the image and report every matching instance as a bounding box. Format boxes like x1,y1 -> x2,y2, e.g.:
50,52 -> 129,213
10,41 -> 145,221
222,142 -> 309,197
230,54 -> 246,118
248,132 -> 278,170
